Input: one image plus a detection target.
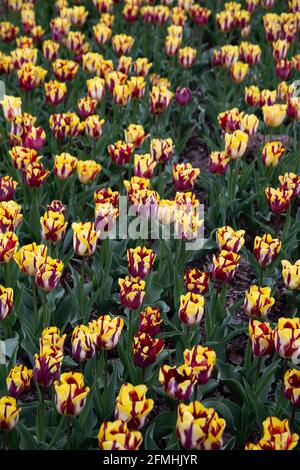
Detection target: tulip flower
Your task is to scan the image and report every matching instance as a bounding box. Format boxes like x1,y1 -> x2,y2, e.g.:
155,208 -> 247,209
134,154 -> 157,178
244,285 -> 275,318
40,210 -> 67,244
0,285 -> 13,321
54,152 -> 78,180
225,130 -> 248,159
149,85 -> 173,115
71,324 -> 96,363
129,76 -> 146,99
259,89 -> 277,107
52,59 -> 79,82
0,201 -> 23,234
274,318 -> 300,362
262,141 -> 285,167
118,55 -> 133,75
239,42 -> 261,65
179,292 -> 205,325
176,401 -> 226,450
86,77 -> 105,102
246,417 -> 299,450
216,226 -> 245,253
279,173 -> 300,197
33,349 -> 63,388
77,159 -> 102,184
184,345 -> 216,384
211,250 -> 240,283
245,85 -> 260,106
284,369 -> 300,407
231,61 -> 249,83
42,39 -> 60,61
40,326 -> 66,353
72,222 -> 99,257
190,5 -> 211,24
124,124 -> 147,148
119,276 -> 145,310
134,58 -> 152,77
218,108 -> 242,133
93,22 -> 112,46
49,112 -> 84,139
175,87 -> 191,106
265,187 -> 293,213
112,33 -> 134,55
54,372 -> 90,416
137,306 -> 162,336
0,95 -> 22,121
115,383 -> 154,430
240,114 -> 259,136
178,46 -> 197,68
44,80 -> 67,106
209,151 -> 230,175
276,59 -> 293,80
22,162 -> 49,187
159,364 -> 195,400
173,163 -> 200,191
249,319 -> 274,357
281,260 -> 300,290
150,138 -> 174,163
253,234 -> 281,267
77,96 -> 97,119
35,257 -> 64,291
6,365 -> 32,398
127,247 -> 156,278
94,187 -> 119,207
14,243 -> 47,277
0,176 -> 17,202
0,396 -> 20,431
9,146 -> 40,170
184,268 -> 210,295
108,141 -> 135,166
133,332 -> 164,367
95,202 -> 119,233
89,315 -> 124,350
98,420 -> 143,450
165,35 -> 182,56
262,104 -> 286,127
0,232 -> 19,263
277,82 -> 295,102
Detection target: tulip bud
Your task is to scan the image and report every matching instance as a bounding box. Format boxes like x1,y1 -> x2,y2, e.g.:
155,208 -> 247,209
150,138 -> 174,163
0,232 -> 19,263
85,115 -> 105,139
138,306 -> 162,336
265,187 -> 293,213
40,326 -> 66,353
133,332 -> 164,367
211,250 -> 240,283
173,163 -> 200,191
149,85 -> 173,115
244,285 -> 275,318
14,242 -> 47,277
281,260 -> 300,290
119,276 -> 145,310
33,350 -> 63,387
0,285 -> 13,321
184,345 -> 216,384
40,210 -> 67,244
179,292 -> 205,325
224,130 -> 248,159
159,364 -> 195,400
176,401 -> 226,450
0,95 -> 22,122
178,46 -> 197,68
0,396 -> 20,431
245,85 -> 260,106
209,151 -> 230,175
71,324 -> 96,363
72,222 -> 99,256
35,257 -> 64,291
0,176 -> 17,202
253,234 -> 281,267
89,315 -> 124,350
249,319 -> 274,357
124,124 -> 147,148
262,104 -> 286,127
262,141 -> 285,167
231,61 -> 249,83
275,318 -> 300,362
245,417 -> 299,450
54,372 -> 90,416
115,383 -> 154,430
77,159 -> 102,184
127,247 -> 156,278
54,152 -> 78,180
86,76 -> 105,102
6,365 -> 32,398
175,87 -> 191,106
98,420 -> 143,450
284,369 -> 300,407
216,226 -> 245,253
184,268 -> 210,295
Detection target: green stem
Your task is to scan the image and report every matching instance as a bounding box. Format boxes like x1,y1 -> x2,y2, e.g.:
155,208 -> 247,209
254,357 -> 262,390
48,416 -> 65,449
37,386 -> 45,443
32,279 -> 38,330
42,291 -> 48,329
67,417 -> 72,450
80,259 -> 85,321
291,405 -> 296,431
2,431 -> 8,450
104,349 -> 108,389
